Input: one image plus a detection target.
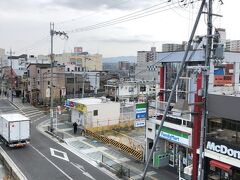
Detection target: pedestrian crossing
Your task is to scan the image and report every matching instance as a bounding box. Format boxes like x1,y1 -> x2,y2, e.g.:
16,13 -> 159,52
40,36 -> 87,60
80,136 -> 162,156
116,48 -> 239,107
11,99 -> 47,121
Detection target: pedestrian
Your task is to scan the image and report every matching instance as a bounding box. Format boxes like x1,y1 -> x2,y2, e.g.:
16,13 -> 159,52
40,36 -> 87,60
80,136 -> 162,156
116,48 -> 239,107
73,122 -> 78,134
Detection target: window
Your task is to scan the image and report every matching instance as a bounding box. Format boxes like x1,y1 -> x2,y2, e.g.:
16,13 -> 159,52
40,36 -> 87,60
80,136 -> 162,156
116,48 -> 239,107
48,81 -> 50,85
67,68 -> 70,72
67,78 -> 74,83
93,110 -> 98,116
37,69 -> 40,74
37,81 -> 39,85
140,86 -> 146,92
129,87 -> 134,92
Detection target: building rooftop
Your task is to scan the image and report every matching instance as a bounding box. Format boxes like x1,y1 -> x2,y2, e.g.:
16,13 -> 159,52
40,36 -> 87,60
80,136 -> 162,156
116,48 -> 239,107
69,97 -> 117,105
156,50 -> 240,63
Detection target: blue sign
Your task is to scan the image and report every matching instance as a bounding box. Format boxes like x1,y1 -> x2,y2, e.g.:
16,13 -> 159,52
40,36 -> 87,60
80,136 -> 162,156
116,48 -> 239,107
135,120 -> 145,127
136,112 -> 146,119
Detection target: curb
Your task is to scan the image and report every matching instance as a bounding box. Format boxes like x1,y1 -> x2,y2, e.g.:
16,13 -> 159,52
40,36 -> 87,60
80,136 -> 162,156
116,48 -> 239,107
0,146 -> 27,180
45,130 -> 65,143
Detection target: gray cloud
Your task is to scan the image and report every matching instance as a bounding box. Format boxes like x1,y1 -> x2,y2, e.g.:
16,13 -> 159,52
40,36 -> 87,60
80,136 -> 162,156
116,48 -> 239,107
81,35 -> 154,44
52,0 -> 157,11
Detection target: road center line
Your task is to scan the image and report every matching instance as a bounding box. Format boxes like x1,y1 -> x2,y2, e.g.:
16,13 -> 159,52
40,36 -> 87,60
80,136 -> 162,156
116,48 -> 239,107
30,145 -> 73,180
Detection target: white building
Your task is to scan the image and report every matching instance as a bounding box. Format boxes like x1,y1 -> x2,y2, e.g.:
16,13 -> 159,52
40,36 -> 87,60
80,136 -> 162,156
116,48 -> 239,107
105,80 -> 157,102
65,97 -> 120,128
135,47 -> 160,83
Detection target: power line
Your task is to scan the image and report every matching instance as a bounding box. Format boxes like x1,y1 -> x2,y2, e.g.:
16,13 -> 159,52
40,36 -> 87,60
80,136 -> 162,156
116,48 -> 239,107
67,1 -> 178,33
55,0 -> 131,25
14,0 -> 200,54
67,0 -> 200,33
134,45 -> 200,78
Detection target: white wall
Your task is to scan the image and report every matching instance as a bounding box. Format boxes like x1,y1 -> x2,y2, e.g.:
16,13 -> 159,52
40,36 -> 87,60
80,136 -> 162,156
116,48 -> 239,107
71,109 -> 85,126
87,102 -> 120,128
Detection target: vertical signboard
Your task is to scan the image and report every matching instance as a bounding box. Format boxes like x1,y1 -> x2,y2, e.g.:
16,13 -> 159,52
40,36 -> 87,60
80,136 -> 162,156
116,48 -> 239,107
135,102 -> 147,127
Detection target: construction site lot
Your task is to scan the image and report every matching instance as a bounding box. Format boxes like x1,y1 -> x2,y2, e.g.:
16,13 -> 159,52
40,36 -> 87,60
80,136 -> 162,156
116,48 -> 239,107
97,127 -> 145,155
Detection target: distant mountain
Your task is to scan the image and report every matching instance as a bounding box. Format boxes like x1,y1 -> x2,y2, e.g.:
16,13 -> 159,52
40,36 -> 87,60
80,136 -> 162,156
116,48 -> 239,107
103,56 -> 136,64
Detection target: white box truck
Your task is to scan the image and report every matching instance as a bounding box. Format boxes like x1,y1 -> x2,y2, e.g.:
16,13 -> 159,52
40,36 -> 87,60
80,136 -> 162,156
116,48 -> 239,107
0,113 -> 30,147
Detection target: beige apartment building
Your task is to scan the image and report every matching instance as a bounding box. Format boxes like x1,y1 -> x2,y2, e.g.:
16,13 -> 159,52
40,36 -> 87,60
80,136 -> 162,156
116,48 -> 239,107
38,51 -> 102,72
26,63 -> 65,105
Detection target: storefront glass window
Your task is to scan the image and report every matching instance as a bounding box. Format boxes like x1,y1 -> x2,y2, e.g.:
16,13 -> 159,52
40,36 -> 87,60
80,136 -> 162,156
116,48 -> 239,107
208,118 -> 240,145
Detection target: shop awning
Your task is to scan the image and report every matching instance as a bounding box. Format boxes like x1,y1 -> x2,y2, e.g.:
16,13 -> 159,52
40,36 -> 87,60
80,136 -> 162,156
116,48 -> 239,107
210,160 -> 232,171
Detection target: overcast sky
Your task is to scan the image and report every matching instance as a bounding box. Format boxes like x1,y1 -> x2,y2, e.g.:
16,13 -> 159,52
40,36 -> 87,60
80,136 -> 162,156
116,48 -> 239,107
0,0 -> 238,57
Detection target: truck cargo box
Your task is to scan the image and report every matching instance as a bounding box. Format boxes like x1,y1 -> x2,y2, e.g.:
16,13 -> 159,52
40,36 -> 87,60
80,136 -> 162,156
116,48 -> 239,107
0,113 -> 30,147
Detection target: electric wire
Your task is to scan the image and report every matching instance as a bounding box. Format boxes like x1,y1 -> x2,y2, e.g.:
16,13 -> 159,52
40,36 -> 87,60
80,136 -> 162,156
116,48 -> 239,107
68,1 -> 191,33
134,42 -> 201,78
15,0 -> 200,54
55,0 -> 131,25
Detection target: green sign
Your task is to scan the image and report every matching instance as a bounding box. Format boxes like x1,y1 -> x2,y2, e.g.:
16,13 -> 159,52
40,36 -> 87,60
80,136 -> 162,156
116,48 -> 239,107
136,103 -> 147,109
159,127 -> 190,146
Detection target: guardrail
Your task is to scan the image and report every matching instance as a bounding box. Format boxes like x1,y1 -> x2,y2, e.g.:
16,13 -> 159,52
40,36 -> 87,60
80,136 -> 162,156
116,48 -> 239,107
0,146 -> 27,180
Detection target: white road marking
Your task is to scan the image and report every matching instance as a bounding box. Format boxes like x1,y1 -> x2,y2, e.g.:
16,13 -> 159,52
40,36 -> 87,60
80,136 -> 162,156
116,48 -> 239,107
32,115 -> 48,122
71,162 -> 96,180
30,145 -> 73,180
50,148 -> 69,162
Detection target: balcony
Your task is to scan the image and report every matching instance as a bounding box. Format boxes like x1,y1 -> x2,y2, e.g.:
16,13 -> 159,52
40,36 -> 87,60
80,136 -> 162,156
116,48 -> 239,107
157,100 -> 192,122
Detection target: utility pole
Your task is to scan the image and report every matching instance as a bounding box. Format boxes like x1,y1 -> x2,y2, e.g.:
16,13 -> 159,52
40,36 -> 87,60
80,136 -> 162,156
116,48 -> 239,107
73,72 -> 76,98
197,1 -> 213,180
141,0 -> 206,179
50,22 -> 68,132
1,57 -> 3,99
7,49 -> 14,102
82,57 -> 90,98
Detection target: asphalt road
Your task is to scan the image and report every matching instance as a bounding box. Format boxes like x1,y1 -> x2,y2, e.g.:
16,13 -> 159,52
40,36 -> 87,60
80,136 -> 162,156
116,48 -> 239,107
0,99 -> 114,180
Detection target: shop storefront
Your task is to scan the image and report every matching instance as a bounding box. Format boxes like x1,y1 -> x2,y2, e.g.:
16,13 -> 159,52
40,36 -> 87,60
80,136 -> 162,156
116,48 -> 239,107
158,127 -> 192,171
204,138 -> 240,180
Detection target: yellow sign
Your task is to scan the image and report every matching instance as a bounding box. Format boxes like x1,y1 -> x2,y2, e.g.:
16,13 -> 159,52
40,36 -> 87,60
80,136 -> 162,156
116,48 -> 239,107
75,103 -> 87,112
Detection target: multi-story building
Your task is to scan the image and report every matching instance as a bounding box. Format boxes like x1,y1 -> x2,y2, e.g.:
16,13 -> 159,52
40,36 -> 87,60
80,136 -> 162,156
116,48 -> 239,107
118,61 -> 130,71
135,47 -> 159,82
225,40 -> 240,52
144,49 -> 240,180
38,48 -> 102,71
162,42 -> 187,52
26,63 -> 65,105
202,58 -> 240,179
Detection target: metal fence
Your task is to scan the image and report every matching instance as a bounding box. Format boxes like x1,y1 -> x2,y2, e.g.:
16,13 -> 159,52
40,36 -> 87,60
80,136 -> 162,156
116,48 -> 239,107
102,154 -> 130,178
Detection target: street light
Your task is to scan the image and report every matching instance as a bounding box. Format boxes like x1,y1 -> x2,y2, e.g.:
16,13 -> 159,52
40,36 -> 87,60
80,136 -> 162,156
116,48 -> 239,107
50,22 -> 68,132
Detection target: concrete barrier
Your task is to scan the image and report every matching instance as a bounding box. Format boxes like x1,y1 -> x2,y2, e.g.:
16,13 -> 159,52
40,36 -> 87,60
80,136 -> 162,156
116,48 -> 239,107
0,147 -> 27,180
